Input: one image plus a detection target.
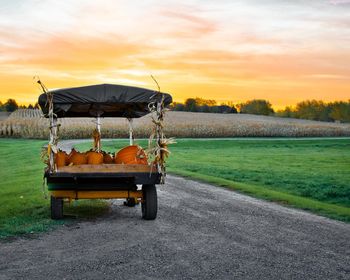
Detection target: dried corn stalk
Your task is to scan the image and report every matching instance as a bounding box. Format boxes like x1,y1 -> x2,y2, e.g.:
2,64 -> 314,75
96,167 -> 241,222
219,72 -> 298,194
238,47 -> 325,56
147,76 -> 176,183
35,78 -> 59,172
92,128 -> 101,151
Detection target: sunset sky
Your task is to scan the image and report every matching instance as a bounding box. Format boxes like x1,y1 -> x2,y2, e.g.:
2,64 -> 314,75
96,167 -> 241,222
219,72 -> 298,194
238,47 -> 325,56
0,0 -> 349,108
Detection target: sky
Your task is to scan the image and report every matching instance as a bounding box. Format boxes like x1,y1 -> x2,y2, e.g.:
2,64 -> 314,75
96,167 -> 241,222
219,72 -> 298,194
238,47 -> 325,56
0,0 -> 349,108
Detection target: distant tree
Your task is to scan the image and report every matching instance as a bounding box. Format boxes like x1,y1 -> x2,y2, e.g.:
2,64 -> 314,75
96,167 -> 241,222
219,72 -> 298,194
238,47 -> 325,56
212,105 -> 236,114
4,99 -> 18,112
209,106 -> 220,113
329,101 -> 350,123
195,98 -> 217,107
172,97 -> 349,121
34,102 -> 40,109
206,99 -> 217,107
172,102 -> 185,111
276,106 -> 296,118
276,100 -> 350,123
0,101 -> 4,111
196,105 -> 207,112
171,98 -> 239,114
184,98 -> 198,112
28,104 -> 34,109
239,99 -> 274,115
294,100 -> 331,121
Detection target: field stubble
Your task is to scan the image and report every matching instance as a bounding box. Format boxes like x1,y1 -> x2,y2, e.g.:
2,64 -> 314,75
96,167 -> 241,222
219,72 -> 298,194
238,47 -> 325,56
0,109 -> 349,139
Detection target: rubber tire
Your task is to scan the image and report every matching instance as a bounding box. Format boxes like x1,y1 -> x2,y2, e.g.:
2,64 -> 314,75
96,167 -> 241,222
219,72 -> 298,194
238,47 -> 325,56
50,196 -> 63,220
141,184 -> 157,220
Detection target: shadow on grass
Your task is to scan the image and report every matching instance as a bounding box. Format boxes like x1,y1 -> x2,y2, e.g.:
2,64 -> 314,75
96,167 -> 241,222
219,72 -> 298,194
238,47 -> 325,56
0,200 -> 110,242
64,199 -> 110,219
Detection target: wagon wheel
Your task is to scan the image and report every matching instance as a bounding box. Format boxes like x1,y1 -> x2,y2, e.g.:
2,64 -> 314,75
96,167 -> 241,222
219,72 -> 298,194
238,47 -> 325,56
141,184 -> 157,220
50,196 -> 63,220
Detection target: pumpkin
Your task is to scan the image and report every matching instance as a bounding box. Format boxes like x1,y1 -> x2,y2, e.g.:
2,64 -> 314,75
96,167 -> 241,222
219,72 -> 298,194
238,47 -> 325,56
86,151 -> 104,165
68,149 -> 87,165
55,150 -> 68,167
103,152 -> 114,164
68,148 -> 78,159
115,145 -> 148,165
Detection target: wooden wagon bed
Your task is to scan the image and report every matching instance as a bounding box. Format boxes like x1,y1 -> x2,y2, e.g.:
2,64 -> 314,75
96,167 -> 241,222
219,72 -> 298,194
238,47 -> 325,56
56,164 -> 157,173
45,164 -> 161,192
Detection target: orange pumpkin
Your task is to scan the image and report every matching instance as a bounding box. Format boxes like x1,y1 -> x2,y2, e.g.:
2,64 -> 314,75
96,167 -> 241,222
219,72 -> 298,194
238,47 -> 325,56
103,152 -> 114,164
86,151 -> 104,165
55,150 -> 68,167
68,151 -> 87,165
68,148 -> 78,159
115,145 -> 148,165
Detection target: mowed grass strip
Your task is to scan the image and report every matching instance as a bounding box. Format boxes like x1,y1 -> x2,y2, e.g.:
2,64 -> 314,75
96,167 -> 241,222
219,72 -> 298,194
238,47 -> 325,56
77,138 -> 350,222
0,139 -> 109,239
169,170 -> 350,222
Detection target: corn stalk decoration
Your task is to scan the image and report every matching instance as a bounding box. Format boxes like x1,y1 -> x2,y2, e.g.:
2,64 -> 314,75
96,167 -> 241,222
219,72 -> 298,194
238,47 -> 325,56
35,77 -> 59,173
147,76 -> 176,184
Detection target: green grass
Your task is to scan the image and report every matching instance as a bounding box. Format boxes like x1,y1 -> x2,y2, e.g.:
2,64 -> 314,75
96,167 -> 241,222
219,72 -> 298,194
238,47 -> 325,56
77,138 -> 350,222
1,138 -> 349,239
0,139 -> 109,239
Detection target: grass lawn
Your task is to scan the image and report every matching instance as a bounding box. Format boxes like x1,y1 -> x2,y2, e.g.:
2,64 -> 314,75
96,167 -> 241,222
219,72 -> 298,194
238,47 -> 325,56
1,138 -> 349,239
0,139 -> 108,239
77,138 -> 350,221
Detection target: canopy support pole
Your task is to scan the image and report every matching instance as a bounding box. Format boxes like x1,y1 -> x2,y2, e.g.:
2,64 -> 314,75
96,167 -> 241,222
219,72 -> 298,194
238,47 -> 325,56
95,116 -> 101,152
128,118 -> 134,146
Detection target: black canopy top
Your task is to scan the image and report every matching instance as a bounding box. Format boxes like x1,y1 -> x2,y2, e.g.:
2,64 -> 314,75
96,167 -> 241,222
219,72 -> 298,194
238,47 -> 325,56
38,84 -> 172,118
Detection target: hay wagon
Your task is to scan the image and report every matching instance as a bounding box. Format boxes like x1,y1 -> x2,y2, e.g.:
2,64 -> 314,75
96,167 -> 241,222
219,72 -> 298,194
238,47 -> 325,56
38,83 -> 172,220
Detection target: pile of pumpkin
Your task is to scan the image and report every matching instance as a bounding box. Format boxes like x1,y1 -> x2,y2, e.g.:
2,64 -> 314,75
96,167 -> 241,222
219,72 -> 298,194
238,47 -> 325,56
54,145 -> 148,168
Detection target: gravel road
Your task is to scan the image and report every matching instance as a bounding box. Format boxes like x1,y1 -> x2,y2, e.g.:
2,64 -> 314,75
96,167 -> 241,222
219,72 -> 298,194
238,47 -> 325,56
1,176 -> 349,279
0,140 -> 349,279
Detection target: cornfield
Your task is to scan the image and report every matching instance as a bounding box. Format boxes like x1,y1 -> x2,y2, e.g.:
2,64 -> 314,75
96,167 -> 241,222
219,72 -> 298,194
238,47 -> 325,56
0,109 -> 349,139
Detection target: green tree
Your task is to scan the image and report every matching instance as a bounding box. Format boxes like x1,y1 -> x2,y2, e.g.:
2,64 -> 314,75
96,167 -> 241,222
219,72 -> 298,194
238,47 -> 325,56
4,99 -> 18,112
294,100 -> 330,121
329,101 -> 350,123
172,102 -> 185,111
184,98 -> 198,112
239,99 -> 274,115
198,104 -> 210,112
276,106 -> 296,118
195,98 -> 217,107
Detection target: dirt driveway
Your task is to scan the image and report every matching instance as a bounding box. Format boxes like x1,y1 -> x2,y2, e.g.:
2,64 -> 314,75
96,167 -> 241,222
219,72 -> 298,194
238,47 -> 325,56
0,173 -> 349,279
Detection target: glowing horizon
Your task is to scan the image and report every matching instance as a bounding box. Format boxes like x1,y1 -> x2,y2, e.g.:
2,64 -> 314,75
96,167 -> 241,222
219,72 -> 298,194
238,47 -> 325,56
0,0 -> 349,108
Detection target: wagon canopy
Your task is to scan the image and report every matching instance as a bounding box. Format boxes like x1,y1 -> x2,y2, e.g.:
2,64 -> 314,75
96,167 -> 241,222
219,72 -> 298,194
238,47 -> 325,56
38,84 -> 172,118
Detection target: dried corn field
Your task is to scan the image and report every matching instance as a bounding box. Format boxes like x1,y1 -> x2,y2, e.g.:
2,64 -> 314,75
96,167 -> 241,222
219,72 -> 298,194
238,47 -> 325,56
0,109 -> 349,139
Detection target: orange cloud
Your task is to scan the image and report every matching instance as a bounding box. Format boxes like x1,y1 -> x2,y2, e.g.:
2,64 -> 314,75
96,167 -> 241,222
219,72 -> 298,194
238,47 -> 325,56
0,1 -> 349,108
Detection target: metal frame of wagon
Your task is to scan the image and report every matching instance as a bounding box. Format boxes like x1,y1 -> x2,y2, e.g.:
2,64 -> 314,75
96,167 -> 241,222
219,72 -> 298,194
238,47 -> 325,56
38,83 -> 172,220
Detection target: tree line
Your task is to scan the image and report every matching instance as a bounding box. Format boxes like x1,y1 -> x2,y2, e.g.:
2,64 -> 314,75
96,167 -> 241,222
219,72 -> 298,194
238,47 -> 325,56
0,99 -> 39,112
171,98 -> 350,123
275,100 -> 350,123
1,97 -> 349,123
171,98 -> 238,114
